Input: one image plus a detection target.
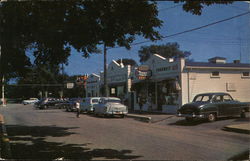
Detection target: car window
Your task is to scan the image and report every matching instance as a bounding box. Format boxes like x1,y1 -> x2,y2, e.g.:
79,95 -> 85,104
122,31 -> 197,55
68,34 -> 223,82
202,96 -> 210,102
223,95 -> 233,102
194,96 -> 202,102
92,99 -> 99,103
193,95 -> 211,102
213,95 -> 222,102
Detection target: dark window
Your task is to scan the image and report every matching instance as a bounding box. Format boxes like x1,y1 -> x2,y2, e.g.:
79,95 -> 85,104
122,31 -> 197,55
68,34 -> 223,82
242,72 -> 250,77
211,71 -> 220,77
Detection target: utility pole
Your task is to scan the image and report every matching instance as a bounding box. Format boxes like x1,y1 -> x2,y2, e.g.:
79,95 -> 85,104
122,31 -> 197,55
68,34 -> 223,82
0,45 -> 6,107
103,43 -> 108,97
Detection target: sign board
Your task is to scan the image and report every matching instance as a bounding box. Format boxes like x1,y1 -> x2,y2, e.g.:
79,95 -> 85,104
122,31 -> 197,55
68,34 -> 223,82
136,65 -> 152,80
67,83 -> 74,89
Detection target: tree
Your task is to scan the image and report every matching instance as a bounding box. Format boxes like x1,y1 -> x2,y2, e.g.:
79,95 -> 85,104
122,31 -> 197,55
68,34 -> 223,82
116,58 -> 138,67
173,1 -> 233,15
138,42 -> 191,62
0,0 -> 234,90
78,0 -> 162,96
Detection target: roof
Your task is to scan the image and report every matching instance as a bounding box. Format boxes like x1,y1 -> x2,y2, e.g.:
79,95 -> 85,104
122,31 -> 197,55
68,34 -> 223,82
185,62 -> 250,68
196,92 -> 230,96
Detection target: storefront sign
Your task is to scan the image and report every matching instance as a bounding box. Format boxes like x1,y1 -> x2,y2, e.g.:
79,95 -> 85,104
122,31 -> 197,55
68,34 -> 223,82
136,65 -> 152,80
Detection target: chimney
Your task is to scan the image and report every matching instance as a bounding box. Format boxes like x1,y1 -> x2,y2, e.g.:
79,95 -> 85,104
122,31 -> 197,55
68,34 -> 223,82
208,57 -> 226,64
233,60 -> 240,64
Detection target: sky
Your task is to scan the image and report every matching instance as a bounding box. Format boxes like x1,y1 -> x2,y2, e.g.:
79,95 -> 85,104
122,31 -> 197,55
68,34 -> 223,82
64,1 -> 250,76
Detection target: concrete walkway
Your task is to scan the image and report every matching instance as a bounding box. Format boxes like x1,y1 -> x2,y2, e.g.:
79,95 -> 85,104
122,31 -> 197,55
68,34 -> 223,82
224,123 -> 250,134
127,111 -> 176,123
127,111 -> 250,135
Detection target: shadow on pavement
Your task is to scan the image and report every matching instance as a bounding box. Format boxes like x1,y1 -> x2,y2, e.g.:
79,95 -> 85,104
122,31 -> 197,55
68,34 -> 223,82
169,117 -> 243,126
6,125 -> 141,160
168,119 -> 207,126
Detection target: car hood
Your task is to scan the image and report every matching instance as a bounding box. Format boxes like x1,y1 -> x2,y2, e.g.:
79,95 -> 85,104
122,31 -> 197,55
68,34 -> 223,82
178,102 -> 208,114
183,102 -> 208,108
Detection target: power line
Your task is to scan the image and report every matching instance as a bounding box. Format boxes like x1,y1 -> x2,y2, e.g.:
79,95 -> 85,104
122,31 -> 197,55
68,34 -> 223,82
108,11 -> 250,50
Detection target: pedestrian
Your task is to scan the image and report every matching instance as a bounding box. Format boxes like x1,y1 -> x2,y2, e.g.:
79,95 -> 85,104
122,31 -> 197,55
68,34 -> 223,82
76,100 -> 80,118
139,97 -> 143,113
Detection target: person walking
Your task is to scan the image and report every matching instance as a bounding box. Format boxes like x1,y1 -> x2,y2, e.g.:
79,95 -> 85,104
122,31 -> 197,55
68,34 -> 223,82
76,100 -> 80,118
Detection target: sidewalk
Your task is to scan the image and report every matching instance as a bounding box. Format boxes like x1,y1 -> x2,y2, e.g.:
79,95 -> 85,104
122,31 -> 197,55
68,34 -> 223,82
127,111 -> 250,135
127,110 -> 176,123
223,123 -> 250,134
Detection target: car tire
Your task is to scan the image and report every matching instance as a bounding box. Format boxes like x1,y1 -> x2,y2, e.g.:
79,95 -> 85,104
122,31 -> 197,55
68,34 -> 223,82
208,113 -> 216,122
185,117 -> 193,122
240,110 -> 246,118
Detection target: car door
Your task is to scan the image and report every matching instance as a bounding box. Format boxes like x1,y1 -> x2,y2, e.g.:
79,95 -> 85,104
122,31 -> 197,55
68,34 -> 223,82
212,95 -> 227,116
223,94 -> 241,116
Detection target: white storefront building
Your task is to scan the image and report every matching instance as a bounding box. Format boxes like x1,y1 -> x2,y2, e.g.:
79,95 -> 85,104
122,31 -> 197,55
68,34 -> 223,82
86,73 -> 101,97
131,54 -> 250,113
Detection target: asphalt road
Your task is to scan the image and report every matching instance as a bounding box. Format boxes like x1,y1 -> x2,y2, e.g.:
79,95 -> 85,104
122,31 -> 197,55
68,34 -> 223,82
0,104 -> 249,160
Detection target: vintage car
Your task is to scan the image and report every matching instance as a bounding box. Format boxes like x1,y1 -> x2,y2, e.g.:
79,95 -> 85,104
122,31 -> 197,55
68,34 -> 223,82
80,97 -> 100,113
177,92 -> 250,122
93,97 -> 128,117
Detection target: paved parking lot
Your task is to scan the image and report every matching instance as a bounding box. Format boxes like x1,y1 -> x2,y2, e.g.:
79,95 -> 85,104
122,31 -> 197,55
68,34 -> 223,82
0,104 -> 249,160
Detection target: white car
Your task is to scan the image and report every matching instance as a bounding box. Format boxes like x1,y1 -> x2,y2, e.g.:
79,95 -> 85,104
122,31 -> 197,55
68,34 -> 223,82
22,98 -> 39,105
80,97 -> 100,113
93,97 -> 128,117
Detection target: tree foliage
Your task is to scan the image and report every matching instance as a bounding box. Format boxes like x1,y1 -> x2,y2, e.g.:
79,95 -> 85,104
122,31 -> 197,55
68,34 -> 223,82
138,42 -> 191,62
0,0 -> 233,82
174,0 -> 233,15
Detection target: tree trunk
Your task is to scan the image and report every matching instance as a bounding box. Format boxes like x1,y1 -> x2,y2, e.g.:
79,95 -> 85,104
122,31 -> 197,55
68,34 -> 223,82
103,43 -> 108,97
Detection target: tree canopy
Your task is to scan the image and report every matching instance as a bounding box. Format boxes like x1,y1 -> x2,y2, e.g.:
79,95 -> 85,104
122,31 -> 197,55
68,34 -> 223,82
138,42 -> 191,62
0,0 -> 234,81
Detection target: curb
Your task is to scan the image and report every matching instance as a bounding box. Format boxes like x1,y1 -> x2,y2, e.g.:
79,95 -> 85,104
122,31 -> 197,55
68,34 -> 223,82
0,114 -> 12,159
223,124 -> 250,134
126,114 -> 151,123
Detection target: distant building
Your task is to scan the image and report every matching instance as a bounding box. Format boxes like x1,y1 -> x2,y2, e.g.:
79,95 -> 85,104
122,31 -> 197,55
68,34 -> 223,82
86,73 -> 100,97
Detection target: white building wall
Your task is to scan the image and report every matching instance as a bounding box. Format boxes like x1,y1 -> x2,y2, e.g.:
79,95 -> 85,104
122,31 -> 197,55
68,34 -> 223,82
181,69 -> 250,105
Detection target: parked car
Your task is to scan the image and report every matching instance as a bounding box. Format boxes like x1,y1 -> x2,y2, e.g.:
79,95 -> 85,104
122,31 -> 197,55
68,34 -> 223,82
65,98 -> 83,112
34,98 -> 61,109
177,92 -> 250,122
22,98 -> 39,105
93,97 -> 128,117
80,97 -> 100,113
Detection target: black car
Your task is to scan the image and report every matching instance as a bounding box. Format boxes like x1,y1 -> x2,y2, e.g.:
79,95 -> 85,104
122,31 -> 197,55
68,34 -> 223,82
35,98 -> 62,109
177,92 -> 250,122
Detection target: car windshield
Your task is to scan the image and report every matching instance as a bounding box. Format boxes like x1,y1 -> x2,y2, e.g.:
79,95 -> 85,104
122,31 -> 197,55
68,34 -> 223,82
193,95 -> 212,102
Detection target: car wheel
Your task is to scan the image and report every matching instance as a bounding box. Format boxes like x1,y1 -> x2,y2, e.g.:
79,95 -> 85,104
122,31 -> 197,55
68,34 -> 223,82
208,113 -> 216,122
185,117 -> 193,122
240,110 -> 246,118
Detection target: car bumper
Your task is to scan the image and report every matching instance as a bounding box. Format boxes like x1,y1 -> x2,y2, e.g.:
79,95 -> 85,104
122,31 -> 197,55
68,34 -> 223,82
106,111 -> 128,115
177,113 -> 205,118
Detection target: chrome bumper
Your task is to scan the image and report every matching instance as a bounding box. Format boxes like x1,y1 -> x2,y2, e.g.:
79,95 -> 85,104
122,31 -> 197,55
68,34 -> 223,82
177,113 -> 205,118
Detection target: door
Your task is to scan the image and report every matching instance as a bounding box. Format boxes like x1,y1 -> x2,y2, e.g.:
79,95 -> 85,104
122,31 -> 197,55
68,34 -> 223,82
213,95 -> 227,116
223,94 -> 241,116
131,92 -> 134,110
